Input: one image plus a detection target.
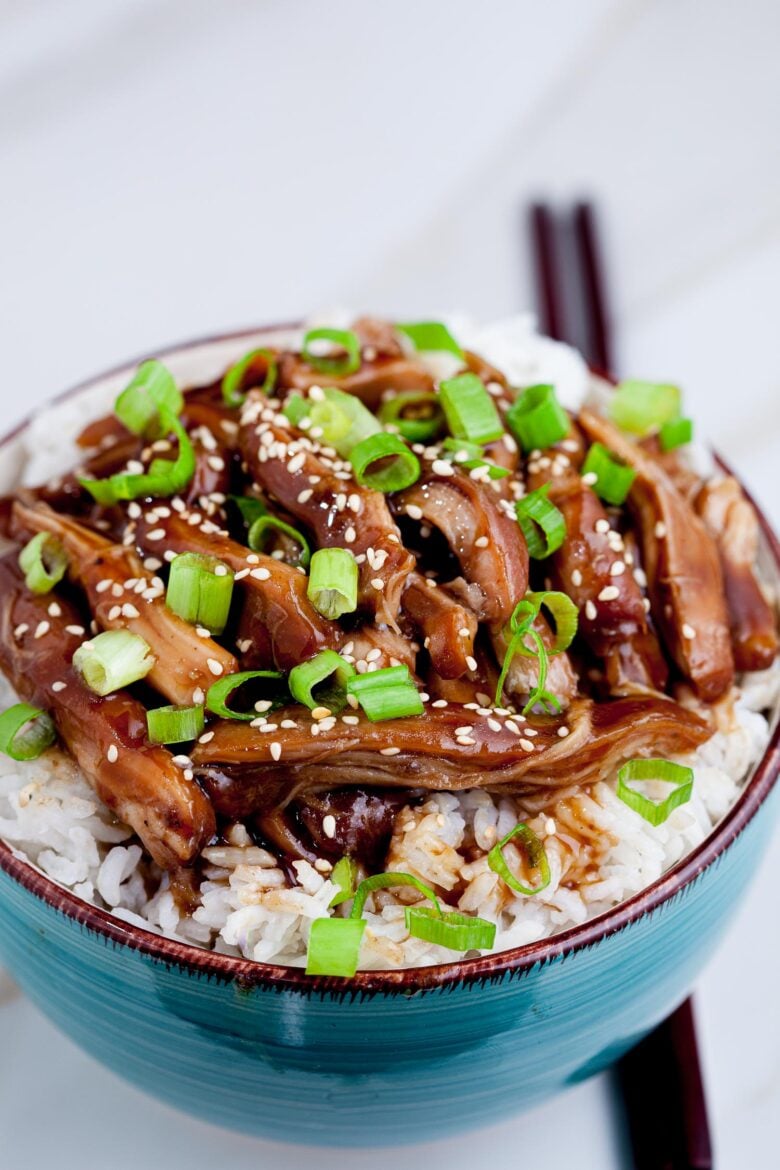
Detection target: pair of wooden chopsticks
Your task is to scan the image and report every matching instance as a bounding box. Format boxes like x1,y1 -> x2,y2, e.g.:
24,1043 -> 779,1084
527,201 -> 714,1170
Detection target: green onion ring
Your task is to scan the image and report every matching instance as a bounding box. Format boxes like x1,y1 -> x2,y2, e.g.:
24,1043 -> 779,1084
248,515 -> 311,570
396,321 -> 463,359
610,380 -> 681,436
405,906 -> 496,950
488,822 -> 551,896
329,856 -> 358,908
288,650 -> 355,714
581,442 -> 637,506
205,670 -> 286,721
0,703 -> 57,761
18,532 -> 68,595
346,664 -> 424,722
377,391 -> 444,443
307,547 -> 359,621
660,417 -> 693,452
506,384 -> 569,452
73,629 -> 155,696
114,360 -> 183,437
439,372 -> 503,444
515,484 -> 567,558
305,917 -> 366,977
302,328 -> 361,376
79,410 -> 195,504
348,432 -> 421,492
222,347 -> 277,408
146,704 -> 205,745
165,552 -> 235,635
616,758 -> 694,825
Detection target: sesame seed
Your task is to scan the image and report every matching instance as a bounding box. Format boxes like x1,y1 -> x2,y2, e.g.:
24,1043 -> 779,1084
171,754 -> 192,767
598,585 -> 620,602
111,582 -> 124,598
609,561 -> 625,577
183,769 -> 194,781
571,569 -> 583,587
654,521 -> 667,539
519,738 -> 535,752
344,526 -> 357,543
322,815 -> 337,839
192,687 -> 205,704
348,494 -> 361,513
96,579 -> 112,594
545,817 -> 557,835
505,721 -> 521,736
595,518 -> 610,534
454,725 -> 472,736
107,606 -> 121,621
143,557 -> 162,572
432,459 -> 454,476
465,655 -> 478,672
122,603 -> 140,618
250,567 -> 271,581
207,455 -> 225,472
13,623 -> 29,639
106,745 -> 119,763
365,647 -> 382,663
582,472 -> 598,486
557,726 -> 570,738
432,699 -> 448,708
475,535 -> 489,548
280,719 -> 298,730
198,731 -> 215,744
456,735 -> 477,747
371,578 -> 385,591
34,621 -> 50,639
487,718 -> 501,732
47,601 -> 62,617
51,681 -> 67,693
312,706 -> 332,721
146,528 -> 165,541
380,746 -> 401,756
297,488 -> 313,504
341,714 -> 360,725
207,659 -> 223,676
406,504 -> 423,520
287,453 -> 306,474
195,626 -> 211,638
246,553 -> 260,564
127,502 -> 141,519
682,623 -> 696,639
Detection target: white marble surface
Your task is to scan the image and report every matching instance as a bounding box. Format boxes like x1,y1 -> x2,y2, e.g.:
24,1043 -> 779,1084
1,1 -> 779,1166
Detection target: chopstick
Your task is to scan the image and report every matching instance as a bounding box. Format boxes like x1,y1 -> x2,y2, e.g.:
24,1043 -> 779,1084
527,200 -> 714,1170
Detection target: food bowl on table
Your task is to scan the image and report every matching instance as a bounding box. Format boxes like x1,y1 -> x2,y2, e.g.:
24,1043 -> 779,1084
0,318 -> 777,1146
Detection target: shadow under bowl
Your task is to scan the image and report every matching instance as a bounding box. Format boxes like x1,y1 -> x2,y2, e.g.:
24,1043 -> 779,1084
0,328 -> 778,1146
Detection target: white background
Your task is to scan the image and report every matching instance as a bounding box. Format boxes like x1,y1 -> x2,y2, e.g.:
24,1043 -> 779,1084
1,2 -> 779,1166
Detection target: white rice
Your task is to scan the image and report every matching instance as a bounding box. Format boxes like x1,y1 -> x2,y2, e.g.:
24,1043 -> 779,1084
1,316 -> 778,969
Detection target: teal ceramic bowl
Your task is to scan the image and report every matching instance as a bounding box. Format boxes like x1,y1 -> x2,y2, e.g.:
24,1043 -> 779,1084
0,331 -> 778,1147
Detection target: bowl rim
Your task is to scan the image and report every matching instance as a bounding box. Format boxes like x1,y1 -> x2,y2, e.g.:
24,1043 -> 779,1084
0,325 -> 778,994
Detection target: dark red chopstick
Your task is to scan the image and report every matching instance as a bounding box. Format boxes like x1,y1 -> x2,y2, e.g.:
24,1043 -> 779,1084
527,200 -> 714,1170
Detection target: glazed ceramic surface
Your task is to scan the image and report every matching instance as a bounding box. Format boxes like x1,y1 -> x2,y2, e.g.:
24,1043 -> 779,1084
0,332 -> 778,1146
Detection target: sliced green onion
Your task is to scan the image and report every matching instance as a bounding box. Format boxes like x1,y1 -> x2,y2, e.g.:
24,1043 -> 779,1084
165,552 -> 235,635
439,372 -> 503,444
378,391 -> 444,442
660,417 -> 693,452
79,411 -> 195,504
305,917 -> 366,977
302,328 -> 361,376
307,548 -> 358,620
441,438 -> 510,480
494,592 -> 577,710
229,494 -> 267,529
329,856 -> 358,908
610,380 -> 681,436
114,360 -> 183,437
515,484 -> 567,558
146,704 -> 205,745
206,670 -> 285,721
346,664 -> 423,722
396,321 -> 464,359
288,650 -> 356,714
349,871 -> 441,920
18,532 -> 68,594
405,906 -> 496,951
288,387 -> 381,456
248,515 -> 311,570
283,393 -> 310,427
506,384 -> 569,452
349,432 -> 420,492
316,387 -> 381,454
581,442 -> 636,506
222,347 -> 277,408
617,758 -> 694,825
0,703 -> 56,761
73,630 -> 154,696
488,822 -> 551,896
